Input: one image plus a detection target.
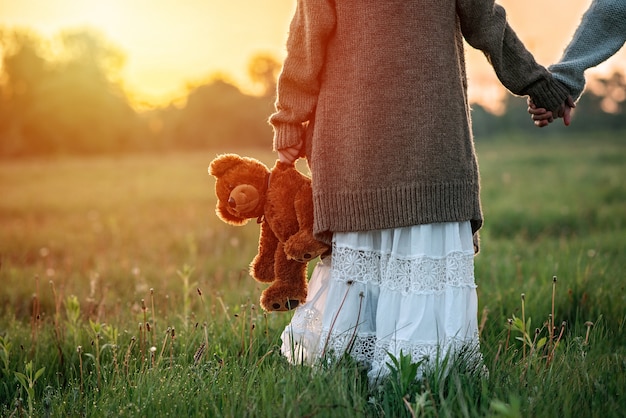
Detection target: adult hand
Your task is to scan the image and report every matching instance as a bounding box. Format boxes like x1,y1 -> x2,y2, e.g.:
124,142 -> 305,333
561,96 -> 576,126
277,142 -> 302,164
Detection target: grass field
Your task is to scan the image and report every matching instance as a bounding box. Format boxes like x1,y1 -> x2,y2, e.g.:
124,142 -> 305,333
0,134 -> 625,417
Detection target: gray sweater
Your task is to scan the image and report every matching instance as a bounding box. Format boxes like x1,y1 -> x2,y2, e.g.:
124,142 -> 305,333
270,0 -> 570,244
550,0 -> 626,101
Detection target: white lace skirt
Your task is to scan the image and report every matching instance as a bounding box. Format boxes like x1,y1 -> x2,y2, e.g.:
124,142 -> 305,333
280,221 -> 482,382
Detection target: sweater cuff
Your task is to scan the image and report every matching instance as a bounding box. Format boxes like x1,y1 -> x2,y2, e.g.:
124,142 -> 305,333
525,78 -> 570,112
272,123 -> 305,151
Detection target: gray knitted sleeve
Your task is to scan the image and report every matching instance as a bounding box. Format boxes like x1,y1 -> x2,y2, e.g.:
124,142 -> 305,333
549,0 -> 626,101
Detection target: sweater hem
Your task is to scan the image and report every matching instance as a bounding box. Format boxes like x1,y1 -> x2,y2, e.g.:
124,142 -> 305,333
312,182 -> 483,245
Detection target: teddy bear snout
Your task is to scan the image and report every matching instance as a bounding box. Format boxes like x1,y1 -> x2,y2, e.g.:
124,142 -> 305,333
227,185 -> 261,215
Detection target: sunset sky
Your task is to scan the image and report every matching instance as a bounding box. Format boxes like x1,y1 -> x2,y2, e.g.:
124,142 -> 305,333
1,0 -> 624,110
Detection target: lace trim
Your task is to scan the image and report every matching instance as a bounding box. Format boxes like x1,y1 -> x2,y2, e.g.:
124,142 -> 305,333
331,245 -> 476,295
368,335 -> 486,381
370,333 -> 481,366
319,329 -> 377,364
316,327 -> 482,370
283,310 -> 483,363
282,326 -> 484,379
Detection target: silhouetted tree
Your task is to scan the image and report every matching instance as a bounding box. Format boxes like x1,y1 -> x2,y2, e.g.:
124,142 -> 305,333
247,53 -> 281,98
174,77 -> 274,150
590,71 -> 626,114
0,29 -> 50,155
0,28 -> 138,156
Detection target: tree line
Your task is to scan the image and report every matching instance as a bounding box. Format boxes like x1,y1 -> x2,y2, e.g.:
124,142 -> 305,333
0,27 -> 624,158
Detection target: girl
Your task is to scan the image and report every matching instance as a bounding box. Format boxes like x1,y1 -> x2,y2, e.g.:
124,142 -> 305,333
270,0 -> 570,383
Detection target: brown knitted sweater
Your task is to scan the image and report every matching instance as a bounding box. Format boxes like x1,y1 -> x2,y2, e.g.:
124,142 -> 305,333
270,0 -> 569,245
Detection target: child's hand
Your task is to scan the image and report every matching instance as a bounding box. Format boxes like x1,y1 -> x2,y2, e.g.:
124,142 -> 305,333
278,142 -> 302,164
527,99 -> 554,127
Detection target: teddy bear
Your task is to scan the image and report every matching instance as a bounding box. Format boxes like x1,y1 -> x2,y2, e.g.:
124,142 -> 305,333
208,153 -> 329,312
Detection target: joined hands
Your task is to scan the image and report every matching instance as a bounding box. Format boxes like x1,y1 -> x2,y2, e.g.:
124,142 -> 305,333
528,96 -> 576,128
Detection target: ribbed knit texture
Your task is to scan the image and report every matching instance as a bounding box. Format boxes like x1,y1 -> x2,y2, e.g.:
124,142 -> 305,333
549,0 -> 626,101
313,181 -> 482,245
270,0 -> 570,244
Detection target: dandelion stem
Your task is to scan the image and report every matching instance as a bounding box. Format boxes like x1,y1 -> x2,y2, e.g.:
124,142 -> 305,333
521,293 -> 526,361
150,288 -> 157,347
77,346 -> 84,398
170,327 -> 175,369
551,276 -> 557,345
505,319 -> 512,352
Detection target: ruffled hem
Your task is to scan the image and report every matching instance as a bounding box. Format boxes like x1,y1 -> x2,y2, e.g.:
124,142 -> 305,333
280,222 -> 484,381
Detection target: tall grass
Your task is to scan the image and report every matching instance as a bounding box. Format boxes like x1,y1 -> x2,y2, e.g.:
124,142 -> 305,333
0,136 -> 624,417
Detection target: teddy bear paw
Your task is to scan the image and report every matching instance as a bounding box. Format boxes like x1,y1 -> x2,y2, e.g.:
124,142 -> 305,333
284,238 -> 328,264
260,292 -> 305,312
273,299 -> 300,311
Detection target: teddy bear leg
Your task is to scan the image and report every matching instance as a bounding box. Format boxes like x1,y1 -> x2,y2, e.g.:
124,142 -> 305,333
259,244 -> 308,312
250,220 -> 279,283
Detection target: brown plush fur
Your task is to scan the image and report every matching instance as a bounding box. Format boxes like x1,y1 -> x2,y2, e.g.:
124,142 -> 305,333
209,154 -> 329,312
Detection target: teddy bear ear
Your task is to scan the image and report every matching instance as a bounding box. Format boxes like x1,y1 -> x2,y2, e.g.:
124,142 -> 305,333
208,154 -> 243,177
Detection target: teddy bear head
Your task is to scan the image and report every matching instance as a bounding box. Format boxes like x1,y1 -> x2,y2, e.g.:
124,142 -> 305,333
208,154 -> 270,225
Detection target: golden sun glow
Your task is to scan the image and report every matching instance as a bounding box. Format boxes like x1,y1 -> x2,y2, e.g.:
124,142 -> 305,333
1,0 -> 624,109
0,0 -> 295,106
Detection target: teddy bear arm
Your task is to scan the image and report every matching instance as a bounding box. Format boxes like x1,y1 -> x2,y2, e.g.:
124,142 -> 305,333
282,183 -> 329,262
271,179 -> 312,242
293,183 -> 314,230
250,220 -> 279,283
